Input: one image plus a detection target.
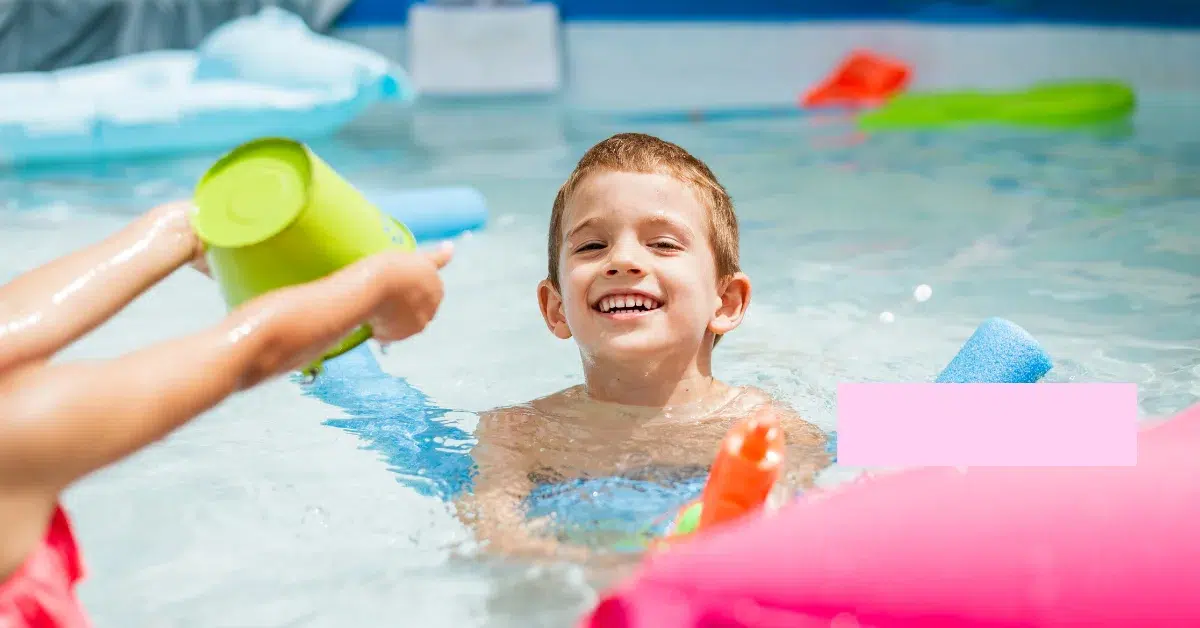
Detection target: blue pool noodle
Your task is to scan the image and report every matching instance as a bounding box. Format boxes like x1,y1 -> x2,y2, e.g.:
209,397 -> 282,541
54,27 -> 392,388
371,187 -> 489,242
827,317 -> 1051,463
935,317 -> 1053,384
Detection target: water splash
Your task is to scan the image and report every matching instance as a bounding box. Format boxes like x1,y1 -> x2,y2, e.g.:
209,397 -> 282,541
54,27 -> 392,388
300,344 -> 477,500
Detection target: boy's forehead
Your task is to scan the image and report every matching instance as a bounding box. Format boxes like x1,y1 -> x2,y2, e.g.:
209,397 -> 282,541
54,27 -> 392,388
563,170 -> 708,232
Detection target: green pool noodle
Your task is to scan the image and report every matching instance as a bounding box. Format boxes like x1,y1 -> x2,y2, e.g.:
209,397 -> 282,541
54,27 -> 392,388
858,80 -> 1136,131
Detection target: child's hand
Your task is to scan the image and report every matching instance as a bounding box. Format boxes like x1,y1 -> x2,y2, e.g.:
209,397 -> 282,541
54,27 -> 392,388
151,199 -> 210,276
366,241 -> 454,343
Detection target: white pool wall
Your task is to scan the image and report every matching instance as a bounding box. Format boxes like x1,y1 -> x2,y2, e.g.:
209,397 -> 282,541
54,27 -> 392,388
336,21 -> 1200,111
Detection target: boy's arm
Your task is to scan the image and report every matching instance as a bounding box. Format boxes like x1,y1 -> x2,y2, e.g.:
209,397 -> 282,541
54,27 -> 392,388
0,246 -> 451,495
458,410 -> 589,561
0,201 -> 205,372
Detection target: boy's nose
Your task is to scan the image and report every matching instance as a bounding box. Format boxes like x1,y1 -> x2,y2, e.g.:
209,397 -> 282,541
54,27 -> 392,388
609,253 -> 648,277
605,238 -> 646,276
605,262 -> 643,277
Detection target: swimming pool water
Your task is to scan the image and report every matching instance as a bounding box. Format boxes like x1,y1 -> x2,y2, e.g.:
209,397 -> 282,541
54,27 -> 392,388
1,92 -> 1197,627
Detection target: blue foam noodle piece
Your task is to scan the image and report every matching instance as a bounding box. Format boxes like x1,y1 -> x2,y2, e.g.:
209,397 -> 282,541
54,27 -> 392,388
936,317 -> 1053,384
372,187 -> 489,242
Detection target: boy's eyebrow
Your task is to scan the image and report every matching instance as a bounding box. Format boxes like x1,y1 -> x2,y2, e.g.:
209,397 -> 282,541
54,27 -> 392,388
641,214 -> 694,238
564,217 -> 601,241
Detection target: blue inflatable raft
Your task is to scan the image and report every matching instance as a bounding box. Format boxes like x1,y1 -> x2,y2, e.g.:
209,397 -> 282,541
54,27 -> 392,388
0,8 -> 414,166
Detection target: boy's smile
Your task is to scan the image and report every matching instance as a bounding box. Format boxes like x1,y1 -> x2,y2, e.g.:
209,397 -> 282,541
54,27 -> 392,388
592,290 -> 664,321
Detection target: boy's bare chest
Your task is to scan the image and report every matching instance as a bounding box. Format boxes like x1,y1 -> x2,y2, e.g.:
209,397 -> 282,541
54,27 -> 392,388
524,419 -> 734,477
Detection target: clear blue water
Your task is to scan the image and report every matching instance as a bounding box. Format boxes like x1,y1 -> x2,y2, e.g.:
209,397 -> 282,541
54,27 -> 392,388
1,93 -> 1197,626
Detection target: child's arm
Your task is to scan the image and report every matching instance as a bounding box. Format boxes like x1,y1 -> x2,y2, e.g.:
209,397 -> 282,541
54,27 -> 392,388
457,410 -> 590,561
0,201 -> 204,372
0,244 -> 452,497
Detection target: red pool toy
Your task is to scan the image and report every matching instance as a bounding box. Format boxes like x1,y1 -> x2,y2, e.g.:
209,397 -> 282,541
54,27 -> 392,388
801,50 -> 912,109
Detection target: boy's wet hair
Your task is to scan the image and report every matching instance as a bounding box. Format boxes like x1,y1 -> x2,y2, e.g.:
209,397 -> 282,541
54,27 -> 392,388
547,132 -> 740,288
546,132 -> 741,345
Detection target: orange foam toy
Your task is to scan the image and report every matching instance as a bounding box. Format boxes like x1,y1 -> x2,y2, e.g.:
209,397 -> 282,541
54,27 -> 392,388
659,409 -> 787,550
697,410 -> 787,530
801,49 -> 912,109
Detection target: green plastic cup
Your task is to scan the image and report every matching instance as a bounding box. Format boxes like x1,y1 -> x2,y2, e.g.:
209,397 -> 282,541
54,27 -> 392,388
191,137 -> 416,376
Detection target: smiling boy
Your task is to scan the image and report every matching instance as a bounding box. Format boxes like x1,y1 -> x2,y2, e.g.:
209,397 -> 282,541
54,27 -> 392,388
462,133 -> 830,558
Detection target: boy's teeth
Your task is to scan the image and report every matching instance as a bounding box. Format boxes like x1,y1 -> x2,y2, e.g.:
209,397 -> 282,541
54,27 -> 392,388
598,294 -> 661,313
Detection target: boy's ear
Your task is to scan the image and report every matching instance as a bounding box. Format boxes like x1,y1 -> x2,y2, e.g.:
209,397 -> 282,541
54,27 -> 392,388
537,279 -> 573,340
710,272 -> 751,336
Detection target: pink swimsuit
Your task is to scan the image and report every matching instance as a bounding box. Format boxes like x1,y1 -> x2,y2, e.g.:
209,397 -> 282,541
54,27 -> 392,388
0,505 -> 89,628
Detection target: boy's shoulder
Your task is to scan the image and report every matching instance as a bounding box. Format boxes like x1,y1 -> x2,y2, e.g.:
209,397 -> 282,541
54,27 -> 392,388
735,384 -> 774,408
480,385 -> 584,416
728,384 -> 794,417
475,385 -> 585,438
735,384 -> 827,447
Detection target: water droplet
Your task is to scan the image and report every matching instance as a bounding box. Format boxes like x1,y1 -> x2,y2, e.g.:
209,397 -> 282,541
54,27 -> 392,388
301,506 -> 328,527
913,284 -> 933,302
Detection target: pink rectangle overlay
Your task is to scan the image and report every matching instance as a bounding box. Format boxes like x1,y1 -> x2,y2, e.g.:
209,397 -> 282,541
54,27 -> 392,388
837,383 -> 1138,467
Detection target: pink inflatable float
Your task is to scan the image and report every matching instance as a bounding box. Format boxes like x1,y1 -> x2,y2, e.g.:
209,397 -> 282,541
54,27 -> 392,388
582,401 -> 1200,628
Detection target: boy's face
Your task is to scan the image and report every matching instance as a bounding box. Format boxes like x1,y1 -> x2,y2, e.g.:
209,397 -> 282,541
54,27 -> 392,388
538,170 -> 749,363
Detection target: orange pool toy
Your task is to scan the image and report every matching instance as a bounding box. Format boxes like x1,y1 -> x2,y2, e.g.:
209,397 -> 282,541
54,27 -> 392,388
663,409 -> 787,544
801,49 -> 912,109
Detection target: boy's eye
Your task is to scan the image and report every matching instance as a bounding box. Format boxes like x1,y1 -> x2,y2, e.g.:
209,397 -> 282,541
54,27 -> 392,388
650,240 -> 683,250
575,242 -> 605,252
